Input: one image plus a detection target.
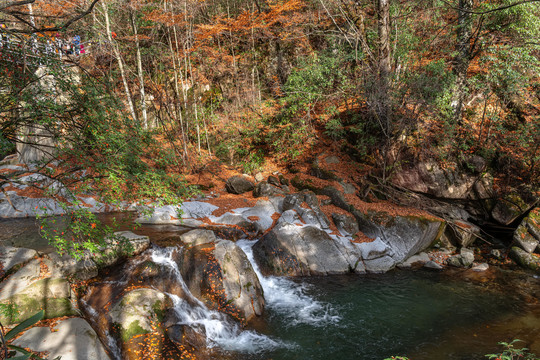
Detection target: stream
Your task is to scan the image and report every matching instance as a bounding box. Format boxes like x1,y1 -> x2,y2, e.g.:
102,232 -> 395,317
1,216 -> 540,360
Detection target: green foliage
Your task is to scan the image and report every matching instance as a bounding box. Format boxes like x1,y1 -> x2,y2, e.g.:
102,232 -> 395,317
485,339 -> 539,360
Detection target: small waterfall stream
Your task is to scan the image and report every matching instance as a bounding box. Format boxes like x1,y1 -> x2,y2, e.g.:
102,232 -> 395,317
150,247 -> 286,353
236,239 -> 341,326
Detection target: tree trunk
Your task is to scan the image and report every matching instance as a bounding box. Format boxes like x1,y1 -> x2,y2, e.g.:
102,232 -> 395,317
452,0 -> 473,126
131,12 -> 148,129
102,1 -> 138,124
377,0 -> 391,136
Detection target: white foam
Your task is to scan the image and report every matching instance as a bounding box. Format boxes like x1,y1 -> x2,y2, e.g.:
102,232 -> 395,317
237,240 -> 341,326
150,247 -> 287,353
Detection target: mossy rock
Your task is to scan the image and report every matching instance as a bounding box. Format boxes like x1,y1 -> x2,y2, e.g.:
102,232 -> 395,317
509,246 -> 540,272
0,278 -> 76,325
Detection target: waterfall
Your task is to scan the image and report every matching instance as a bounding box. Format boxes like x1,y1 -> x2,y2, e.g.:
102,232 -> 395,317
236,240 -> 341,326
150,247 -> 286,353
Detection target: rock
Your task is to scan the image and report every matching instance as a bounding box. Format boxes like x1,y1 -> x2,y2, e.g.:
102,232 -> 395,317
390,160 -> 480,199
254,172 -> 265,182
277,209 -> 302,225
208,212 -> 260,239
509,246 -> 540,272
514,223 -> 539,253
13,318 -> 110,360
180,240 -> 264,322
180,229 -> 217,247
236,199 -> 280,231
282,192 -> 330,229
490,249 -> 503,259
492,191 -> 537,226
355,238 -> 395,273
253,222 -> 364,276
471,263 -> 489,272
135,204 -> 182,225
0,246 -> 37,277
339,181 -> 356,195
213,240 -> 265,321
267,175 -> 280,187
398,252 -> 430,268
447,248 -> 475,268
181,201 -> 219,219
332,213 -> 359,236
226,176 -> 255,194
46,252 -> 98,281
93,231 -> 150,268
0,259 -> 76,325
445,220 -> 481,248
278,174 -> 289,186
110,288 -> 172,358
424,261 -> 443,270
351,208 -> 446,266
513,208 -> 540,253
253,181 -> 286,197
325,155 -> 340,164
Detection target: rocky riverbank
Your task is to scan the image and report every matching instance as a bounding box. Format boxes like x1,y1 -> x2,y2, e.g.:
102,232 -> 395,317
1,153 -> 540,359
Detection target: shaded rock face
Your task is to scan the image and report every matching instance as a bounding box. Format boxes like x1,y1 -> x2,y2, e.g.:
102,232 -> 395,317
352,209 -> 446,267
491,192 -> 538,226
13,317 -> 110,360
444,220 -> 481,248
180,240 -> 264,322
391,160 -> 489,200
226,175 -> 255,194
253,222 -> 364,276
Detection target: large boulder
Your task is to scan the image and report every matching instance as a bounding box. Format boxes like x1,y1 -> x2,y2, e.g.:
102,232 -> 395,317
92,231 -> 150,268
110,288 -> 172,360
180,239 -> 264,322
226,176 -> 255,194
351,208 -> 446,266
0,258 -> 76,325
253,181 -> 286,197
390,160 -> 489,200
282,192 -> 330,229
13,318 -> 110,360
253,222 -> 364,276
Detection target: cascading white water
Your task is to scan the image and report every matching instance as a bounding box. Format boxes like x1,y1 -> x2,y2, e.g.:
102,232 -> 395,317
150,247 -> 286,353
236,239 -> 341,326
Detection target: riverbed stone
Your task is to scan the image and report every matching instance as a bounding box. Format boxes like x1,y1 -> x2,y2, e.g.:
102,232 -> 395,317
514,224 -> 539,253
236,199 -> 280,231
398,252 -> 430,268
13,317 -> 110,360
226,176 -> 255,194
424,261 -> 444,270
471,263 -> 489,272
93,231 -> 150,268
0,245 -> 37,277
446,248 -> 475,268
180,229 -> 217,247
46,252 -> 98,281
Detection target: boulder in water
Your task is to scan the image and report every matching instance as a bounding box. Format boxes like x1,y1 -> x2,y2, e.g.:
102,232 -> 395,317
110,288 -> 172,360
509,246 -> 540,272
253,222 -> 364,276
180,239 -> 264,322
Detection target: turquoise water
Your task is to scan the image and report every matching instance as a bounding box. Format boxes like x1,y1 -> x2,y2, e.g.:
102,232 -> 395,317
240,270 -> 540,360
